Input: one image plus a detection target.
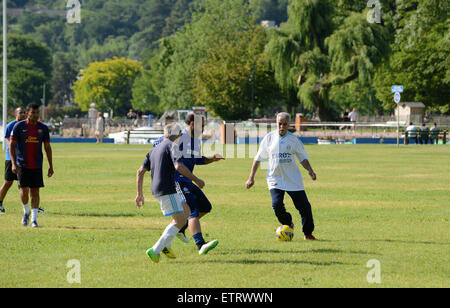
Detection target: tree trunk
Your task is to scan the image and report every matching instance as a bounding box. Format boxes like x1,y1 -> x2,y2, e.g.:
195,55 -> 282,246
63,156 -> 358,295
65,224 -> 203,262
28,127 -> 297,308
313,89 -> 333,121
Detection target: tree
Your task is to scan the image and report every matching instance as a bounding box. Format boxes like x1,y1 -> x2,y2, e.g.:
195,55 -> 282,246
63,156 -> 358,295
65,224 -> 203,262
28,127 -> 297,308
73,57 -> 143,116
194,25 -> 279,120
131,49 -> 166,114
50,52 -> 79,106
0,34 -> 52,108
373,0 -> 450,113
158,0 -> 279,118
265,0 -> 390,120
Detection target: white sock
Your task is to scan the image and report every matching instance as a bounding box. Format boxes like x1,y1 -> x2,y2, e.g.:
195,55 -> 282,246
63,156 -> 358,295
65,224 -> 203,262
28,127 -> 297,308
153,224 -> 180,255
23,204 -> 30,215
31,208 -> 38,223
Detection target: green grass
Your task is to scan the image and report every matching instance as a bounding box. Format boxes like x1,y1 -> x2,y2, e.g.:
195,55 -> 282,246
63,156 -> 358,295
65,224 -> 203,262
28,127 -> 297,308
0,143 -> 449,288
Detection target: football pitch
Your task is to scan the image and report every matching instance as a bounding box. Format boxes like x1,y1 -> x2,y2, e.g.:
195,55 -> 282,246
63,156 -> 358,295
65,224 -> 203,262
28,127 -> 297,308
0,143 -> 449,288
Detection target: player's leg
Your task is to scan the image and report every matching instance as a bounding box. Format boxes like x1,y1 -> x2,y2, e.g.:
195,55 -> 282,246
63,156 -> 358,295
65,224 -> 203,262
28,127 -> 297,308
29,188 -> 40,228
270,189 -> 293,227
19,187 -> 30,226
147,194 -> 187,263
27,169 -> 44,228
190,186 -> 217,254
0,161 -> 18,213
0,180 -> 13,213
287,190 -> 315,239
175,182 -> 190,243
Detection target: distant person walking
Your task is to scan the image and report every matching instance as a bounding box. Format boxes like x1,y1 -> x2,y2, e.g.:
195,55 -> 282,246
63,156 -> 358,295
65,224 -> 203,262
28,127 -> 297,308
9,104 -> 54,228
349,108 -> 358,131
95,112 -> 104,144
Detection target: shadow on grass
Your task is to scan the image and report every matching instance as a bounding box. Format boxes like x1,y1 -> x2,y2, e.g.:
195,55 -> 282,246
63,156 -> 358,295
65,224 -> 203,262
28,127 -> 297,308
337,239 -> 449,246
180,259 -> 355,266
47,212 -> 152,218
215,248 -> 377,256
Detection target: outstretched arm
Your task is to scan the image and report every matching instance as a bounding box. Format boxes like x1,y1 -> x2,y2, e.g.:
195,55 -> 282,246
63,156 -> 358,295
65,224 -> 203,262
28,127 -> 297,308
246,161 -> 261,189
203,154 -> 225,165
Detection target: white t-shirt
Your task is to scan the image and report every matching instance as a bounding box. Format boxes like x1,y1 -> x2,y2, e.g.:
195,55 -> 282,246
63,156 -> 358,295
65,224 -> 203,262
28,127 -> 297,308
254,131 -> 309,191
349,111 -> 357,122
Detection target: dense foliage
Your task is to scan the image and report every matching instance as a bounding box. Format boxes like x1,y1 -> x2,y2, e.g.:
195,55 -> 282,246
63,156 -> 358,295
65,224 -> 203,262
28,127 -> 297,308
2,0 -> 448,119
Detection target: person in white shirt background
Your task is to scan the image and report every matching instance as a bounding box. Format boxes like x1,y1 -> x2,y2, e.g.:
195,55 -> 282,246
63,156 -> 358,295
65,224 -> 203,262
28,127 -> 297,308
348,108 -> 358,131
245,112 -> 318,240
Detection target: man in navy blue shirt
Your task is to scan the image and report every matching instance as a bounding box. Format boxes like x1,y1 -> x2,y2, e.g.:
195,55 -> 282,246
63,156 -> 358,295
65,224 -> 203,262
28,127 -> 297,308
136,123 -> 210,263
0,107 -> 26,214
155,114 -> 224,255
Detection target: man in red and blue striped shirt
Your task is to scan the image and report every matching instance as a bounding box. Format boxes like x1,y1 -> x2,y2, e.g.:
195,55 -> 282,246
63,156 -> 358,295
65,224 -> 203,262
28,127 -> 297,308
10,103 -> 54,228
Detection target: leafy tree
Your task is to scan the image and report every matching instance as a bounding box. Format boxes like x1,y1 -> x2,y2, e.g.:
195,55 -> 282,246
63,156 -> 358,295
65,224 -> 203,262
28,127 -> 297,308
131,50 -> 166,115
266,0 -> 390,120
194,25 -> 278,120
0,34 -> 52,108
73,57 -> 143,116
373,0 -> 450,113
50,52 -> 79,106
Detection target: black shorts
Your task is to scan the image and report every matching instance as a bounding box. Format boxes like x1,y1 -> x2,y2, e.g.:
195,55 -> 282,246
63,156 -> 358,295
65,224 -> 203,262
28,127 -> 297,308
17,168 -> 44,188
175,181 -> 212,219
4,160 -> 18,182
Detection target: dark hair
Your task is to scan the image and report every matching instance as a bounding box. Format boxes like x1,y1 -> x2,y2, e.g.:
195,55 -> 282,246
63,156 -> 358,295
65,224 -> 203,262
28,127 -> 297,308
26,103 -> 40,111
185,113 -> 204,125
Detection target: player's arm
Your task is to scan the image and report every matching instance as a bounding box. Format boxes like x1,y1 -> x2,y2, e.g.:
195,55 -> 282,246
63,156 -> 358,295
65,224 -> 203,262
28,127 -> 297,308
246,160 -> 260,189
300,159 -> 316,181
174,162 -> 205,189
9,139 -> 18,174
44,141 -> 54,177
136,166 -> 147,208
203,154 -> 225,164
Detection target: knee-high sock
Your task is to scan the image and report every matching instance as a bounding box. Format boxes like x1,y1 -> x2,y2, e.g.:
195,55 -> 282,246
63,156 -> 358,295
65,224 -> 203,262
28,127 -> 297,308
153,224 -> 180,255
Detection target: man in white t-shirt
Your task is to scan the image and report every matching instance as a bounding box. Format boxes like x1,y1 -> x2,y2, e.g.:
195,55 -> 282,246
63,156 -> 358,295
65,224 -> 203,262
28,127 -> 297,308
246,112 -> 318,240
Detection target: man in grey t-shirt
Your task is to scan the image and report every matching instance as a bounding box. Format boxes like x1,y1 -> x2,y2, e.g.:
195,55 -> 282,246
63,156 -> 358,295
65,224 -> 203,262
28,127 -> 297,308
136,123 -> 205,263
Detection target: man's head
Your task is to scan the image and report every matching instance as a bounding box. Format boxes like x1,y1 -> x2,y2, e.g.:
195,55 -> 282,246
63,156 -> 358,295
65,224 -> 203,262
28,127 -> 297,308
276,112 -> 290,136
26,103 -> 40,123
185,113 -> 205,138
15,107 -> 26,122
164,123 -> 182,142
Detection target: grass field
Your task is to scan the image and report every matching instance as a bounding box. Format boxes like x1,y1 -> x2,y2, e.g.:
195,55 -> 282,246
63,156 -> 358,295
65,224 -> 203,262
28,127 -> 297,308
0,143 -> 449,288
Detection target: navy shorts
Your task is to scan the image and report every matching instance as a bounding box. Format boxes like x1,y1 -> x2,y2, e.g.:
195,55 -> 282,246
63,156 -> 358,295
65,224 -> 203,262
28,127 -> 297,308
4,160 -> 18,182
17,168 -> 44,188
175,181 -> 212,219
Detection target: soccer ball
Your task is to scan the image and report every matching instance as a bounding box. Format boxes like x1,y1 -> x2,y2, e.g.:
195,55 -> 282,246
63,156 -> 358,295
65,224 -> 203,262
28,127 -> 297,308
276,225 -> 294,241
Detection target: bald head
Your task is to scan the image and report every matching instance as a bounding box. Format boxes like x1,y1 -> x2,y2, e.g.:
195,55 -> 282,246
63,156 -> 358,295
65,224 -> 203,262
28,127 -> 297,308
15,107 -> 26,121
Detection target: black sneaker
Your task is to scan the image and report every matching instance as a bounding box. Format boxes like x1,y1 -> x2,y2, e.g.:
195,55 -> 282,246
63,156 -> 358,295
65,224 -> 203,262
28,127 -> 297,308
38,208 -> 47,214
0,204 -> 5,214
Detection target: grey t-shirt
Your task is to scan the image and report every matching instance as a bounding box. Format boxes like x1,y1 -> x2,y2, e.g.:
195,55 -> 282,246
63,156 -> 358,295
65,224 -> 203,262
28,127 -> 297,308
142,139 -> 181,197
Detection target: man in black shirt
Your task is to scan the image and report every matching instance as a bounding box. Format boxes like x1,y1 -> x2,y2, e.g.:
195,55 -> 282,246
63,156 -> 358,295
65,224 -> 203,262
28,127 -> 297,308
136,123 -> 205,263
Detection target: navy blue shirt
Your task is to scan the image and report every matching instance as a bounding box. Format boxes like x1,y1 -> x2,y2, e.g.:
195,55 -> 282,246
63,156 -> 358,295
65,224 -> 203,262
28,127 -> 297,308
143,139 -> 181,197
10,120 -> 50,169
153,129 -> 206,184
